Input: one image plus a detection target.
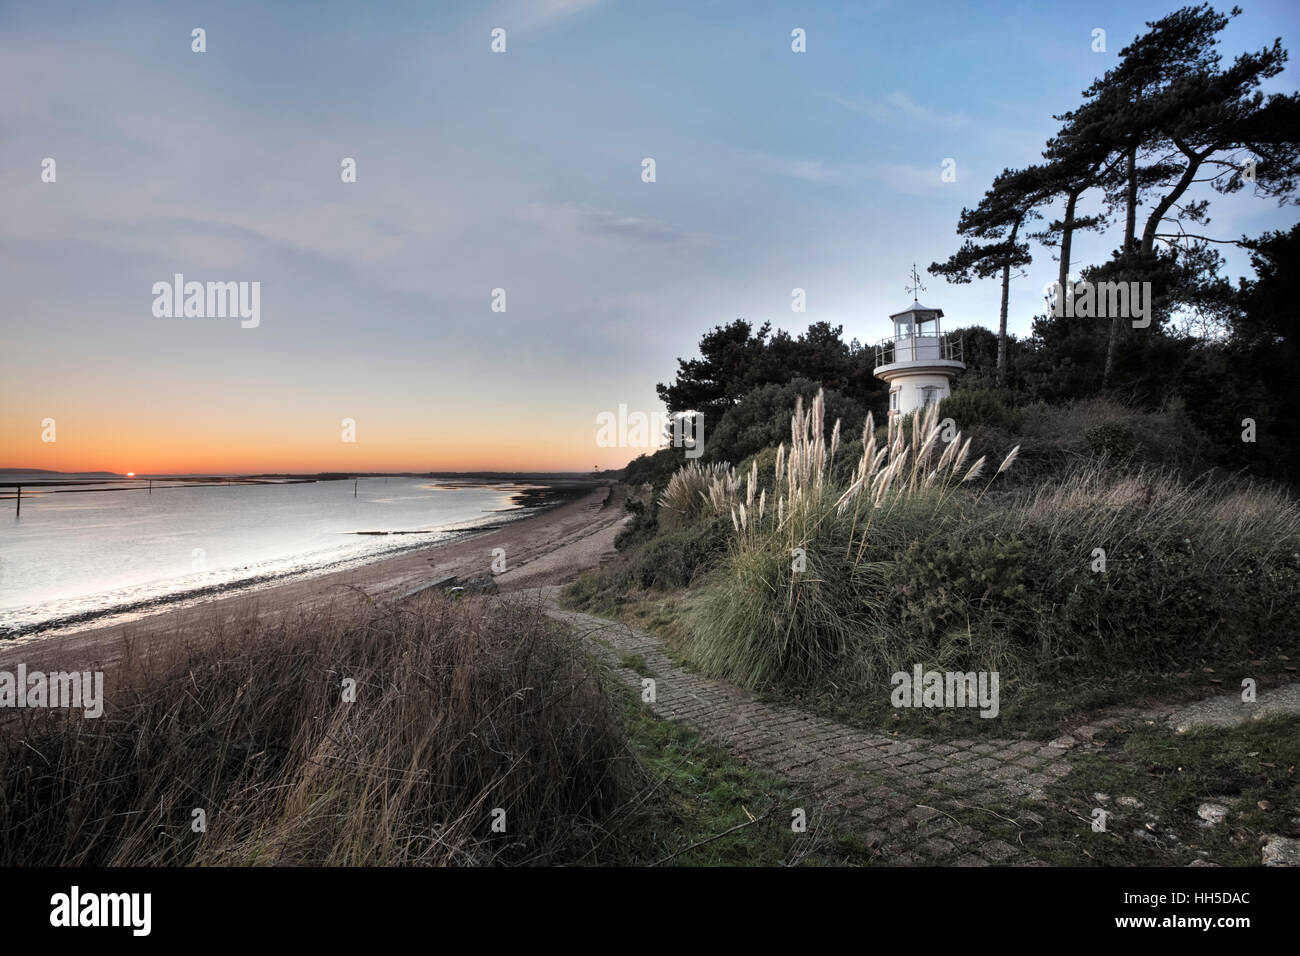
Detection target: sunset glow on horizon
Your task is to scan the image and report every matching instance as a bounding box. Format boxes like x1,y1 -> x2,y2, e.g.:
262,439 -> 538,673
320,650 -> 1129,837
0,403 -> 639,475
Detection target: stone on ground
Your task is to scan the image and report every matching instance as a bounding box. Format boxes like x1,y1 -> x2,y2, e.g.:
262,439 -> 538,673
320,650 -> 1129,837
1261,835 -> 1300,866
1165,683 -> 1300,733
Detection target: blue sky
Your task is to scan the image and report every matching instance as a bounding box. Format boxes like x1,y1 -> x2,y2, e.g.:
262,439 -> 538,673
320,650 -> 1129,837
2,0 -> 1297,471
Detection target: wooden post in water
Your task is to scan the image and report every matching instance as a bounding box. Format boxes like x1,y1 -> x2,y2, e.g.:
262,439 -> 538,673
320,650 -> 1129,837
14,485 -> 20,517
354,479 -> 358,497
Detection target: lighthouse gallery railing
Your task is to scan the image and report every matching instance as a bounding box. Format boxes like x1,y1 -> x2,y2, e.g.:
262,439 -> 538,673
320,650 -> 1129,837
873,333 -> 964,368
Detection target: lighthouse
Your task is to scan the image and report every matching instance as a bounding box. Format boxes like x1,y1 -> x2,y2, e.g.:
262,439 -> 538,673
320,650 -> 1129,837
872,266 -> 965,418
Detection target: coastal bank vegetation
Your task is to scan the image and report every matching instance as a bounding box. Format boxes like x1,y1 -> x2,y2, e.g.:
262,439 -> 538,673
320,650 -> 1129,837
572,5 -> 1300,738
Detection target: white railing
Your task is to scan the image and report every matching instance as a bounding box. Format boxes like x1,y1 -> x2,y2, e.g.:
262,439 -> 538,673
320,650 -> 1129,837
873,333 -> 963,368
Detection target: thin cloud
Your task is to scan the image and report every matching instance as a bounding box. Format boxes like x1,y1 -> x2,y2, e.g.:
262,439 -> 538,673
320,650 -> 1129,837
831,90 -> 971,129
520,202 -> 695,244
498,0 -> 605,34
744,152 -> 859,184
744,150 -> 960,198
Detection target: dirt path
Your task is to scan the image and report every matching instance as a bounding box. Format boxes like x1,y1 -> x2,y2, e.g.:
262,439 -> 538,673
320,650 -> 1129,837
0,482 -> 627,672
540,596 -> 1087,865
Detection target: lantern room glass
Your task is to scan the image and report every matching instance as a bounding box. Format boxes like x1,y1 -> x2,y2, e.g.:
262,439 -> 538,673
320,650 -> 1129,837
895,312 -> 940,339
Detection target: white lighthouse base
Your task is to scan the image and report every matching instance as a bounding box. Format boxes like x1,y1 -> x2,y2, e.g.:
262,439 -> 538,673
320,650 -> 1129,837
888,373 -> 955,417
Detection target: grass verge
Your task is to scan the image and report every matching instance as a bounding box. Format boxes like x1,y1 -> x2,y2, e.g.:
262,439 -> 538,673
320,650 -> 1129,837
929,715 -> 1300,866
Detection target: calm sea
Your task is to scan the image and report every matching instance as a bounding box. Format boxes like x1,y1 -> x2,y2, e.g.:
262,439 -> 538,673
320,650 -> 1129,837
0,475 -> 538,636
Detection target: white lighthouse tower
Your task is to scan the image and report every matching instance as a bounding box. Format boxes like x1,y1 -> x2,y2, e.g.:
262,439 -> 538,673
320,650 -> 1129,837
872,265 -> 965,418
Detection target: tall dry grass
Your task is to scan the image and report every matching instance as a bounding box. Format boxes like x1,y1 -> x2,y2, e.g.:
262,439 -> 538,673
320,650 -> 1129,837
657,460 -> 740,531
0,594 -> 635,866
729,392 -> 1014,546
978,463 -> 1300,668
1003,465 -> 1300,565
690,391 -> 1018,687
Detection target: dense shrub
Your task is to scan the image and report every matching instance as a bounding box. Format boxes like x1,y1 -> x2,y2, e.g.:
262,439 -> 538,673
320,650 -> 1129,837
1085,420 -> 1138,459
636,523 -> 730,589
940,389 -> 1023,433
622,447 -> 688,490
706,378 -> 863,466
604,389 -> 1300,707
615,483 -> 659,550
885,536 -> 1031,644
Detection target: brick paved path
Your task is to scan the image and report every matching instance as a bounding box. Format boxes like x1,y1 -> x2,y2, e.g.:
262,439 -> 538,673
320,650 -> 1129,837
541,597 -> 1127,865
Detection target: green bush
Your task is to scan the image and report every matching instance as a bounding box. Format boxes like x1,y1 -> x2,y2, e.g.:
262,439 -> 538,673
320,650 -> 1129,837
1085,420 -> 1138,459
706,379 -> 864,466
622,447 -> 689,490
940,389 -> 1022,433
615,507 -> 657,551
885,536 -> 1030,644
901,468 -> 1300,677
635,523 -> 728,589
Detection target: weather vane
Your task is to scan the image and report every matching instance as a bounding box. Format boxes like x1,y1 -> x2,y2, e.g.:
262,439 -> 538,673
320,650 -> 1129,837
905,263 -> 926,301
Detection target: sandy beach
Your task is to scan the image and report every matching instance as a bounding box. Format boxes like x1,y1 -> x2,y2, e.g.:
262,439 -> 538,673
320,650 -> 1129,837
0,481 -> 627,672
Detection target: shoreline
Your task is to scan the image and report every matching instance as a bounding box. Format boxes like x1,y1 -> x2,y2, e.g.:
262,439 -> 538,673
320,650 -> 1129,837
0,481 -> 627,671
2,524 -> 499,642
1,477 -> 597,642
